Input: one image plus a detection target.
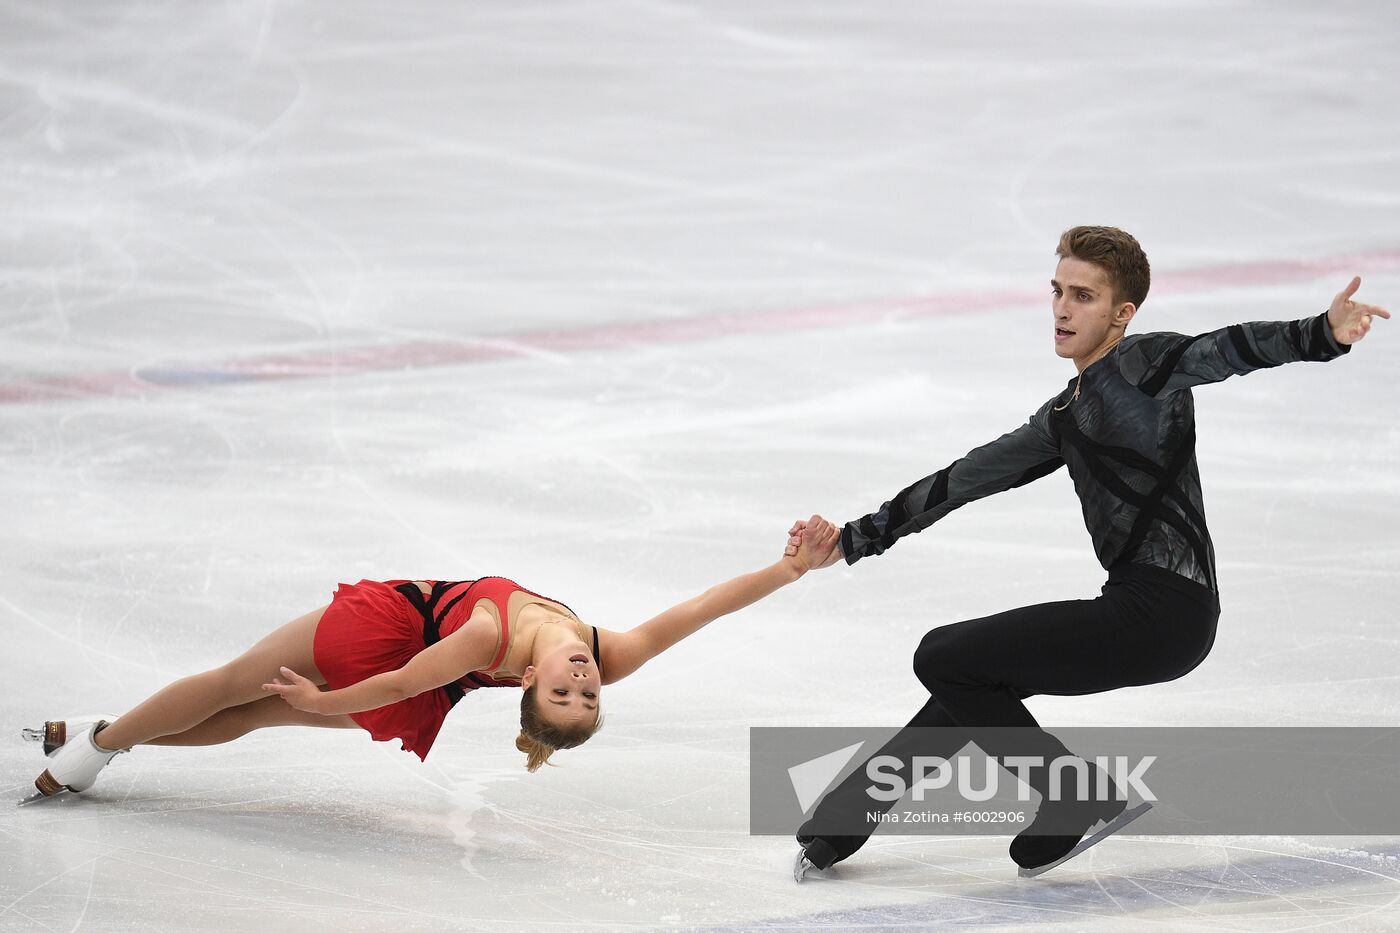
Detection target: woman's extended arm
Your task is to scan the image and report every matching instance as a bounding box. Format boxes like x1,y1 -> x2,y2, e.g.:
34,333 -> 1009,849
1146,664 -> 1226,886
600,515 -> 840,684
263,617 -> 496,715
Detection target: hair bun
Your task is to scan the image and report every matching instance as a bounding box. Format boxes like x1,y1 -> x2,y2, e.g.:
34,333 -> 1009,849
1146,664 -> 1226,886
516,730 -> 552,772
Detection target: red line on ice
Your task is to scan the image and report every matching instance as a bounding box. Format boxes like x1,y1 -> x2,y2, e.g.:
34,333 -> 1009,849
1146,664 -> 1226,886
3,248 -> 1398,404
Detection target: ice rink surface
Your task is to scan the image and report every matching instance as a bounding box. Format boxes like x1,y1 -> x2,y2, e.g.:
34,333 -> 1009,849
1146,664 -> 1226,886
2,1 -> 1399,930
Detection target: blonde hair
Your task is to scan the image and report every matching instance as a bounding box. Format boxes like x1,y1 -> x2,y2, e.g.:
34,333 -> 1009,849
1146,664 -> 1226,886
516,684 -> 603,773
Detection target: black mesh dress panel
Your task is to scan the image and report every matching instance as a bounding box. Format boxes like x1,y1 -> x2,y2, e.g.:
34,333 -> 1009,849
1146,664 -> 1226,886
839,312 -> 1350,593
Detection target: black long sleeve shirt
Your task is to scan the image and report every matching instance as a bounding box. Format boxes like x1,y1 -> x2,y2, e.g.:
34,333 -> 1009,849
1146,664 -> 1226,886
839,312 -> 1351,592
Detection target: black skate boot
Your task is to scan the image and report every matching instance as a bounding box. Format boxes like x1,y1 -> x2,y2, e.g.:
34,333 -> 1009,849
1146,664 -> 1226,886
793,834 -> 843,882
1010,791 -> 1152,877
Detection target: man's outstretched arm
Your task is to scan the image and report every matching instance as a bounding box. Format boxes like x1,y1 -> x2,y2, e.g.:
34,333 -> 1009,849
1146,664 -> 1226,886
789,407 -> 1064,567
1119,277 -> 1389,397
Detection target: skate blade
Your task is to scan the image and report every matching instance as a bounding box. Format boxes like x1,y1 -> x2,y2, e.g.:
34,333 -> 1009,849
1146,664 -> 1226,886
23,718 -> 114,757
21,723 -> 62,757
794,849 -> 815,883
18,773 -> 68,807
1017,802 -> 1153,879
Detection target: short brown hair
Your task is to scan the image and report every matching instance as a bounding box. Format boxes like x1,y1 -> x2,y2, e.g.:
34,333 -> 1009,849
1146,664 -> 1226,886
1055,226 -> 1151,308
516,684 -> 603,772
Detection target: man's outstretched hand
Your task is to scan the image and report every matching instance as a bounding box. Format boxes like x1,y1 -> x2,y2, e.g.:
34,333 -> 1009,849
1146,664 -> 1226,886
785,516 -> 843,571
1329,276 -> 1390,345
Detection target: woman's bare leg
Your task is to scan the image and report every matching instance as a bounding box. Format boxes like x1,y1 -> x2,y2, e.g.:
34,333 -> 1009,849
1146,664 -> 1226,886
95,605 -> 330,751
144,695 -> 358,746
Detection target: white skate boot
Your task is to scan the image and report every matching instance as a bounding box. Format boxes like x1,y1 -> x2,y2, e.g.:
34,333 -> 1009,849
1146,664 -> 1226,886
22,722 -> 127,804
22,716 -> 119,757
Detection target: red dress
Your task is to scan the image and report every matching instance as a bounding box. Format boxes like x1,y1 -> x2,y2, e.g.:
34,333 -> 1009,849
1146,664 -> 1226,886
312,576 -> 583,761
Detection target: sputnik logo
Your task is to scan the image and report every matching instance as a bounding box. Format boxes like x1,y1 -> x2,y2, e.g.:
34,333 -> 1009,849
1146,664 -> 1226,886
787,741 -> 865,814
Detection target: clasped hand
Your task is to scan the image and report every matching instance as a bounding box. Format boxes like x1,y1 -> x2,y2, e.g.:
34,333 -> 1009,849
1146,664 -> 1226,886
784,515 -> 842,571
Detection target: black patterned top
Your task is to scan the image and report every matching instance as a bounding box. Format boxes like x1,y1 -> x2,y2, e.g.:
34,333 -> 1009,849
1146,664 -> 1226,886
838,312 -> 1350,593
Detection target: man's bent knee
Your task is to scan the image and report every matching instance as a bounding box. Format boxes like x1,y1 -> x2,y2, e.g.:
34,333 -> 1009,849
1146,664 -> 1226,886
913,625 -> 962,692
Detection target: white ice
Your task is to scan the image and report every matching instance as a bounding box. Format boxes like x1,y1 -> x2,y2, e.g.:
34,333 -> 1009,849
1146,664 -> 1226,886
2,2 -> 1399,931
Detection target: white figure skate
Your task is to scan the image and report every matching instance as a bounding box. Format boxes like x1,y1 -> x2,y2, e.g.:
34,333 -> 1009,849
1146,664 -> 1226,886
20,722 -> 127,805
22,715 -> 119,757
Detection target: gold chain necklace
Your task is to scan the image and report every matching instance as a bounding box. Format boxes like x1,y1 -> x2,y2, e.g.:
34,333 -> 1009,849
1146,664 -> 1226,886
1055,337 -> 1121,411
1053,372 -> 1083,411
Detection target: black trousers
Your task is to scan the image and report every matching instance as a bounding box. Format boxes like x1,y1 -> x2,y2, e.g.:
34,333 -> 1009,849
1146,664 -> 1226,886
800,563 -> 1220,861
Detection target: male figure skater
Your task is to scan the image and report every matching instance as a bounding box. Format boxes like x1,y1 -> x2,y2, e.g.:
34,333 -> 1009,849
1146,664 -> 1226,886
785,226 -> 1389,878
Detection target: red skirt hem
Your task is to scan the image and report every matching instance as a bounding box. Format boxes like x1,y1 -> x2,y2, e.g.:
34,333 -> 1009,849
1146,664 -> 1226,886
313,579 -> 451,761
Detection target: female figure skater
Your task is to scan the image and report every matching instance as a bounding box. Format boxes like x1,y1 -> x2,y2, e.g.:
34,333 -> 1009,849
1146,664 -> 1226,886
25,517 -> 841,802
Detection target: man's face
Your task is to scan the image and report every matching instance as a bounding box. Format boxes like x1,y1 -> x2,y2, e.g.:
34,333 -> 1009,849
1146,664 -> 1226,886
1050,256 -> 1127,362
